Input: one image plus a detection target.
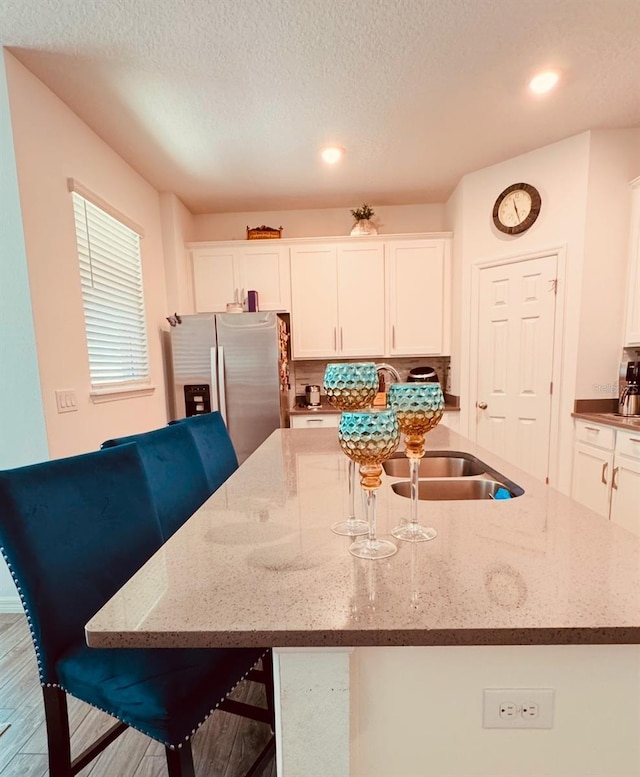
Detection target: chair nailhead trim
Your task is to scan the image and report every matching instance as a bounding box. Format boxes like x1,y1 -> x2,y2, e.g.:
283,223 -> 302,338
0,546 -> 270,750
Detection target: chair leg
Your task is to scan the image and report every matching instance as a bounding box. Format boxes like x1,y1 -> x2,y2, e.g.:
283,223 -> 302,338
165,743 -> 196,777
42,686 -> 72,777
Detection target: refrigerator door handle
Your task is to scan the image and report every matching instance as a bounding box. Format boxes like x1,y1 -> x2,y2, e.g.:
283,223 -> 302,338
209,347 -> 220,412
217,345 -> 228,424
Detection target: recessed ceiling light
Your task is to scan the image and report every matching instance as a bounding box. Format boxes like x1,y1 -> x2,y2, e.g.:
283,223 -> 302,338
529,71 -> 559,95
321,146 -> 344,164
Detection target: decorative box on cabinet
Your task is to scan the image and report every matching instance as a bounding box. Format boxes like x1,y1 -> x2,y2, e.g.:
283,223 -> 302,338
387,238 -> 451,356
624,177 -> 640,346
571,420 -> 640,535
289,242 -> 385,359
189,243 -> 291,312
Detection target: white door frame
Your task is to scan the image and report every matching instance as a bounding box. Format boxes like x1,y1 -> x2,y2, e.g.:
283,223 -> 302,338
467,245 -> 567,486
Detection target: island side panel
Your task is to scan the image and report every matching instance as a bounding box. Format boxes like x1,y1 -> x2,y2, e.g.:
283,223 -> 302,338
351,644 -> 640,777
274,647 -> 352,777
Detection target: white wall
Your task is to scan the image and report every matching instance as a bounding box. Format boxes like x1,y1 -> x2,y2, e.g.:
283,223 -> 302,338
0,51 -> 50,610
352,644 -> 640,777
578,129 -> 640,398
447,130 -> 638,493
191,203 -> 445,241
160,191 -> 195,313
5,52 -> 171,458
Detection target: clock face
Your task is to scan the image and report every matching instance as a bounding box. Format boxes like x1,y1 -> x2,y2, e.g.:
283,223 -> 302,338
493,183 -> 541,234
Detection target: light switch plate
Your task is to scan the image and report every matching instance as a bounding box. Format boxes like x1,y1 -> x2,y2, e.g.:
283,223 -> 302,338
55,389 -> 78,414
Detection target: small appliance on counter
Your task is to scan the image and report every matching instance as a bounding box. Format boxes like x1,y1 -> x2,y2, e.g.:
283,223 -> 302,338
619,361 -> 640,417
305,385 -> 321,407
407,366 -> 439,383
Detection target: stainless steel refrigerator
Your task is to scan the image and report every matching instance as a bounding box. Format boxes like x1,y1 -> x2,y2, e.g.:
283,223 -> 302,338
168,312 -> 290,463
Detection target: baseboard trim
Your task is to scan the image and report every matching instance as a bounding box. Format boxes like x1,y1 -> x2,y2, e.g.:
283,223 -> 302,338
0,596 -> 23,614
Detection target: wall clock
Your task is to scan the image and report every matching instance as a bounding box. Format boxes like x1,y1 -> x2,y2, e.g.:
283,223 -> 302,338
492,182 -> 542,235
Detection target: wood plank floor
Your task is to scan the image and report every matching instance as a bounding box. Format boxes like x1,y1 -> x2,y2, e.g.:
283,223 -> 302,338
0,615 -> 275,777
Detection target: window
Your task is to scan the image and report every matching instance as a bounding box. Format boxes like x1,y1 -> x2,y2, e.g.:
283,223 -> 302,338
71,190 -> 150,391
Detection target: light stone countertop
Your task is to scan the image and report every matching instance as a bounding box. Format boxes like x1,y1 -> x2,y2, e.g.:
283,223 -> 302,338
572,411 -> 640,432
86,426 -> 640,649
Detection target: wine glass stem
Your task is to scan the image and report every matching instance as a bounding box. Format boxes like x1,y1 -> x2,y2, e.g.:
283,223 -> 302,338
409,456 -> 421,527
348,458 -> 357,520
365,488 -> 377,543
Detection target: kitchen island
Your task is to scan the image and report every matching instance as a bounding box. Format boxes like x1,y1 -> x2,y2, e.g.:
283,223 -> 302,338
86,427 -> 640,777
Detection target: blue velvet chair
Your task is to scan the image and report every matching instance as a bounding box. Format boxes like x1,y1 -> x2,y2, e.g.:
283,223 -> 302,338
169,412 -> 239,494
101,423 -> 211,541
0,444 -> 274,777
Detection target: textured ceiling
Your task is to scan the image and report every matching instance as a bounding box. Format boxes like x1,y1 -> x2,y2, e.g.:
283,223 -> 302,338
3,0 -> 640,214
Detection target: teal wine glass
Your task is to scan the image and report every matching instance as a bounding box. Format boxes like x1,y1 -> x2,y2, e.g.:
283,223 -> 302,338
338,408 -> 400,559
387,382 -> 444,542
323,363 -> 379,536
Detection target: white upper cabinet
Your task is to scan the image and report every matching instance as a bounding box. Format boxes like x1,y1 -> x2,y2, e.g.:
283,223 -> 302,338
290,244 -> 340,358
624,178 -> 640,346
336,243 -> 385,358
192,246 -> 236,312
289,242 -> 385,359
190,234 -> 451,359
190,243 -> 291,312
387,239 -> 451,356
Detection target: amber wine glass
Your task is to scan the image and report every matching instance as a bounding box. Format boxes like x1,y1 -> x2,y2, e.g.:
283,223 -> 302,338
323,363 -> 379,536
338,408 -> 400,559
387,383 -> 444,542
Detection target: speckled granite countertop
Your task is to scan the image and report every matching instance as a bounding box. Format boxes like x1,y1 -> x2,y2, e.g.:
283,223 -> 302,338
86,427 -> 640,649
572,411 -> 640,432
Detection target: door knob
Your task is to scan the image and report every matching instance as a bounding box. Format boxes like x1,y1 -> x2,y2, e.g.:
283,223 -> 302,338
477,401 -> 488,410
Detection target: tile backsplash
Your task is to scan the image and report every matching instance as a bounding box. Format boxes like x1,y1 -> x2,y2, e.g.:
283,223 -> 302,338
291,356 -> 451,401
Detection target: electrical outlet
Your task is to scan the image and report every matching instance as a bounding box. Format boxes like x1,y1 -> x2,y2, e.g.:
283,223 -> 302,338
483,689 -> 554,729
55,389 -> 78,414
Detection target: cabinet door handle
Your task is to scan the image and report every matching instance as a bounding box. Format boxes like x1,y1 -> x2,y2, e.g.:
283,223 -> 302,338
334,327 -> 337,350
585,426 -> 600,433
392,325 -> 396,349
630,438 -> 640,444
612,466 -> 619,491
340,328 -> 343,350
601,461 -> 608,485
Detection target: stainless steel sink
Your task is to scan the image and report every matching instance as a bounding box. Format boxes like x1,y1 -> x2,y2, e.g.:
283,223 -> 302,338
383,452 -> 485,478
383,449 -> 524,501
391,478 -> 512,501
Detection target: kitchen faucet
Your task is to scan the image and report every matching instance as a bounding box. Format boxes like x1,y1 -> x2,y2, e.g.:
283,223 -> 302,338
375,363 -> 401,393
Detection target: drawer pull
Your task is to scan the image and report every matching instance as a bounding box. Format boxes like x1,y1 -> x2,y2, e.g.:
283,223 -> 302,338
630,438 -> 640,444
307,418 -> 324,424
585,426 -> 600,433
601,461 -> 608,485
612,466 -> 619,491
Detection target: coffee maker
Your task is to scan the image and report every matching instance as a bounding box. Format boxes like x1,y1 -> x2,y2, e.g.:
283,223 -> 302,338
619,361 -> 640,416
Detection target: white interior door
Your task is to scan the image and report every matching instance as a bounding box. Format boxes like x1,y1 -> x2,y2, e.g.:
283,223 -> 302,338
475,254 -> 558,481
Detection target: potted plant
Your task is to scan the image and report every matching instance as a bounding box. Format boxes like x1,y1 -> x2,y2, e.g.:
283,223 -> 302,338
350,203 -> 378,236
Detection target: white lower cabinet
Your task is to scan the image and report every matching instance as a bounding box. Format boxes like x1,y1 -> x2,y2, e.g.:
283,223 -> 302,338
610,431 -> 640,535
572,421 -> 640,534
290,414 -> 340,429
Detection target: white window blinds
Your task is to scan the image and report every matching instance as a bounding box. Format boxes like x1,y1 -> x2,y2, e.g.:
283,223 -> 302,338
72,192 -> 150,387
